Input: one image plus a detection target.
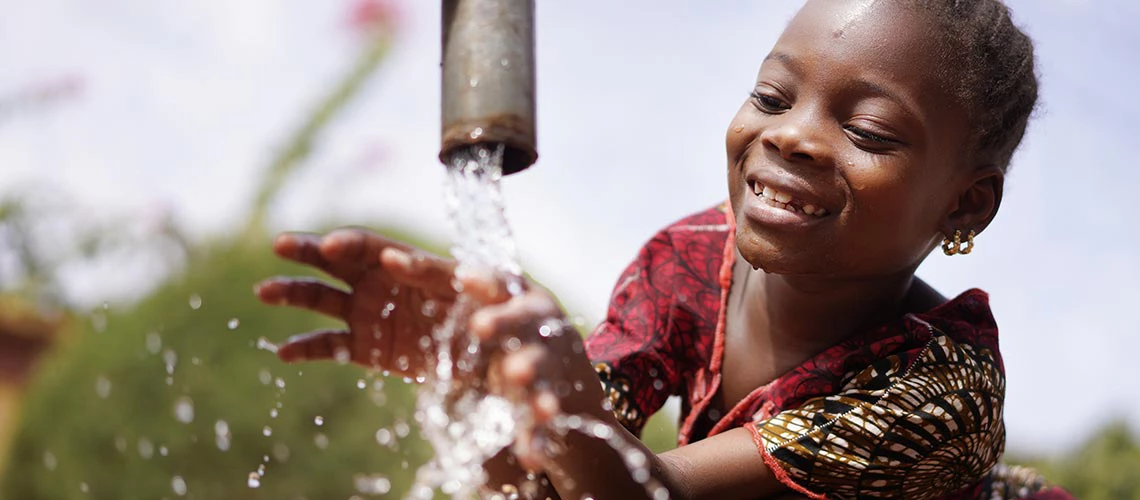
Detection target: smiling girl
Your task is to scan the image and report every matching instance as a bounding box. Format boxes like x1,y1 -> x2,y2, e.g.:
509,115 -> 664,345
258,0 -> 1073,498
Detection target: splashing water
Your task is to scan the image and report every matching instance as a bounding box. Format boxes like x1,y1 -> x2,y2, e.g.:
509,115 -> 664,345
407,144 -> 523,499
408,144 -> 667,500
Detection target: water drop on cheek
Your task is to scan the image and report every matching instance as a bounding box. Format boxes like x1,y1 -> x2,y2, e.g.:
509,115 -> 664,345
734,125 -> 745,134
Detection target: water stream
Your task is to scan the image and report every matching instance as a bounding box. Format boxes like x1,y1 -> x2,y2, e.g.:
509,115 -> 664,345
405,144 -> 668,500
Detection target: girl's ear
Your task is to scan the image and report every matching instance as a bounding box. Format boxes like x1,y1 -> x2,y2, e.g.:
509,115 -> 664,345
939,165 -> 1004,237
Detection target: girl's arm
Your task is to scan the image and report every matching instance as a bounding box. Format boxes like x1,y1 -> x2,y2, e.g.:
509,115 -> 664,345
466,278 -> 791,500
467,277 -> 1005,500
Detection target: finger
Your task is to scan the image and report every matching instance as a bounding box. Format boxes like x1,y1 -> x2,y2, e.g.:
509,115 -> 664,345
319,228 -> 410,266
469,292 -> 561,343
457,268 -> 516,304
277,330 -> 353,364
273,232 -> 361,282
502,344 -> 546,386
513,429 -> 549,473
255,277 -> 350,320
531,391 -> 561,424
380,247 -> 459,298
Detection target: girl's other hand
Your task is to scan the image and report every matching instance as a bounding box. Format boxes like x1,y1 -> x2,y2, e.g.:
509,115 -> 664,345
462,273 -> 607,472
255,229 -> 457,378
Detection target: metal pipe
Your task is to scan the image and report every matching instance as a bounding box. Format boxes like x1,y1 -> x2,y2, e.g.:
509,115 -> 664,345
440,0 -> 537,175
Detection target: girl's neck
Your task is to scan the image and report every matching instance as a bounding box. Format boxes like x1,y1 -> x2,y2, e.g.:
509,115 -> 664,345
733,254 -> 927,351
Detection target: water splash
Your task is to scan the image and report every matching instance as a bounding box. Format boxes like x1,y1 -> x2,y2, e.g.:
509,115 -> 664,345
407,144 -> 522,499
405,143 -> 669,500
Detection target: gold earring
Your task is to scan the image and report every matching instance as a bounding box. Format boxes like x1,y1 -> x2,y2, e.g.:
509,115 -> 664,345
942,230 -> 976,256
960,230 -> 976,255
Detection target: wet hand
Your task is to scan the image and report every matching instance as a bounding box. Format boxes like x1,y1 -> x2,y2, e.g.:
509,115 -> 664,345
462,274 -> 606,471
255,229 -> 458,377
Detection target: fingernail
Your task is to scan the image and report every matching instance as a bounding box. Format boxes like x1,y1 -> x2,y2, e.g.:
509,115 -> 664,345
383,248 -> 412,269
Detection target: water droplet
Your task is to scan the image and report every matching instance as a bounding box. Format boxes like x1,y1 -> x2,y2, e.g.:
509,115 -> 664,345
79,482 -> 89,493
396,356 -> 409,371
256,337 -> 278,353
375,428 -> 393,446
227,318 -> 240,330
354,474 -> 392,494
652,379 -> 665,391
504,337 -> 522,352
500,58 -> 511,68
258,369 -> 272,385
146,331 -> 162,354
138,438 -> 154,459
380,302 -> 396,319
94,375 -> 112,399
394,420 -> 410,438
215,420 -> 231,451
163,349 -> 178,374
263,426 -> 272,437
114,436 -> 127,452
269,408 -> 278,419
314,433 -> 329,449
469,77 -> 479,87
188,294 -> 202,310
314,416 -> 324,426
274,377 -> 286,389
469,127 -> 484,140
334,347 -> 351,364
174,396 -> 195,424
247,472 -> 261,488
171,475 -> 187,496
159,446 -> 168,456
43,451 -> 57,471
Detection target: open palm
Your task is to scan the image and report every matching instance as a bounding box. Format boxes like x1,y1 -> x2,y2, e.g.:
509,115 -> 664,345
256,229 -> 459,377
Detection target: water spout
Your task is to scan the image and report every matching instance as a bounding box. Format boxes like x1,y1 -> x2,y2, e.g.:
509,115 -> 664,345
440,0 -> 537,175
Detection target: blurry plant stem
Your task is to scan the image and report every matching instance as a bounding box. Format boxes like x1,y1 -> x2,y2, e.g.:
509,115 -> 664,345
243,35 -> 391,239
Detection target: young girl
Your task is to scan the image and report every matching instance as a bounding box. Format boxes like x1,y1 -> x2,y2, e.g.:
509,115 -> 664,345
256,0 -> 1073,498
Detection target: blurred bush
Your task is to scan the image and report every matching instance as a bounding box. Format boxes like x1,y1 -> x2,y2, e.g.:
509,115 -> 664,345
1,236 -> 435,499
1015,420 -> 1140,500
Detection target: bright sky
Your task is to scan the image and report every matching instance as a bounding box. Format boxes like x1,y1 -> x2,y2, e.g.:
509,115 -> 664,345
2,0 -> 1138,455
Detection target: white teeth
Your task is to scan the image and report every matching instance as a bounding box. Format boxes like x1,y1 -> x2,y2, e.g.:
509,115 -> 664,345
752,182 -> 829,217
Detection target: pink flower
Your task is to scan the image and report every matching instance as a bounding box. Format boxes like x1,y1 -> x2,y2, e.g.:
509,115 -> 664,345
346,0 -> 400,37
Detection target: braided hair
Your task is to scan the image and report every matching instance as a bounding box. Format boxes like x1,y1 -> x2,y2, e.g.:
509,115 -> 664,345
913,0 -> 1039,172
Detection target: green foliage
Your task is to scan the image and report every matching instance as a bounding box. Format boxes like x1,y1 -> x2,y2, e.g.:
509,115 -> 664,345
1,237 -> 430,500
1014,420 -> 1140,500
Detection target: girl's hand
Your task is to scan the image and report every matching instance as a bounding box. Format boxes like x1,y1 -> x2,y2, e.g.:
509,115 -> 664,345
255,229 -> 458,378
462,274 -> 608,472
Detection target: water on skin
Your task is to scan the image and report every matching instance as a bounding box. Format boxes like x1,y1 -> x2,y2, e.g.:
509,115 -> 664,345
407,144 -> 667,499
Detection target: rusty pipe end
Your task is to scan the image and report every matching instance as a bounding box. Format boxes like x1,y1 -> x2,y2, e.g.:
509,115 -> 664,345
441,0 -> 537,175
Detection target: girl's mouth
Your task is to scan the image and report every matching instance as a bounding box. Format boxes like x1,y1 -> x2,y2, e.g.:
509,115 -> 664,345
748,180 -> 830,217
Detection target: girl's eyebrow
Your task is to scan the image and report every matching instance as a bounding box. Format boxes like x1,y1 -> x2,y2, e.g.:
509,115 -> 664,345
848,79 -> 922,122
763,51 -> 797,68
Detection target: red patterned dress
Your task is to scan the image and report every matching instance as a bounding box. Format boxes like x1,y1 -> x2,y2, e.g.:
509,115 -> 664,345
585,204 -> 1072,500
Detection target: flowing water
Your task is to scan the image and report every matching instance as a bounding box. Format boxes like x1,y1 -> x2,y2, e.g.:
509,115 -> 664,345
406,144 -> 668,500
405,144 -> 523,499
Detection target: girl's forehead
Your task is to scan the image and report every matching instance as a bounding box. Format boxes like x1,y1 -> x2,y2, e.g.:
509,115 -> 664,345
771,0 -> 955,99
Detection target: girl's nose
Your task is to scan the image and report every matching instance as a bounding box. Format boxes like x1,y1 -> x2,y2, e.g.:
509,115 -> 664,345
759,108 -> 832,165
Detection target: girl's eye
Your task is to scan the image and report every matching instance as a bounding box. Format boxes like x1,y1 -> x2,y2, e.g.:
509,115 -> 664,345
844,125 -> 897,146
751,91 -> 788,113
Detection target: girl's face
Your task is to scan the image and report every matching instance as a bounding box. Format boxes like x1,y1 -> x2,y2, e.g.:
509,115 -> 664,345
727,0 -> 980,279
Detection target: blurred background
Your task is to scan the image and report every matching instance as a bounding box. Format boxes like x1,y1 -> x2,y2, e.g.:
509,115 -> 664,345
2,0 -> 1138,498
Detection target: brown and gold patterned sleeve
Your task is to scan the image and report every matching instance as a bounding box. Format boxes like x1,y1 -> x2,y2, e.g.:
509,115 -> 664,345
748,333 -> 1006,500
